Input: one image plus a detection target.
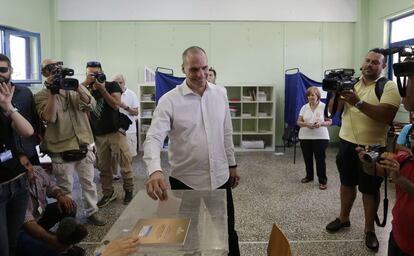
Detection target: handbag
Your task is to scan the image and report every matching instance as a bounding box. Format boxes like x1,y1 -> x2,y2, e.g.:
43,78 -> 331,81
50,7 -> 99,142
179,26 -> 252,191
61,145 -> 88,162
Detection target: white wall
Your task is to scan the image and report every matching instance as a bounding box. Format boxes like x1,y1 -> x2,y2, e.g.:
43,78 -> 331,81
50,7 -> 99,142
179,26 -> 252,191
57,0 -> 357,22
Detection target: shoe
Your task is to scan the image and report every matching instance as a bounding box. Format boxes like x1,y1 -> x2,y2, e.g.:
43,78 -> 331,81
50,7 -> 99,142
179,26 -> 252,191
123,190 -> 133,205
113,175 -> 121,181
87,212 -> 106,226
326,218 -> 350,232
97,190 -> 118,208
301,177 -> 313,183
319,184 -> 327,190
365,231 -> 379,251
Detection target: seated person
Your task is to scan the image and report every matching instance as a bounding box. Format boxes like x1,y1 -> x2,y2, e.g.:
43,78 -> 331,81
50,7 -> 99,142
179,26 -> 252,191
396,123 -> 413,155
16,153 -> 87,256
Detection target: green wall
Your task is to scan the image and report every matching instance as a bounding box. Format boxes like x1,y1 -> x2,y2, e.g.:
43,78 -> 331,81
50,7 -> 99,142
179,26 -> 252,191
0,0 -> 53,59
56,21 -> 354,145
3,0 -> 414,146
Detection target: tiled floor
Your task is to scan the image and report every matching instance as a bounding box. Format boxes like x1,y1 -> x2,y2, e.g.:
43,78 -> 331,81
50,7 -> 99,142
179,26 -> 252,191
74,146 -> 394,255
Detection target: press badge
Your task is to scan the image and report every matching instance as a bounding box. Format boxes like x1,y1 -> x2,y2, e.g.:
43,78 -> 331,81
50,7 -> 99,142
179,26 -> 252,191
0,150 -> 12,163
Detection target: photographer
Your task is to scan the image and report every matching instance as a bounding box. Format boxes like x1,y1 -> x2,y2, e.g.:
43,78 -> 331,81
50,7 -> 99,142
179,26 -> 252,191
34,58 -> 105,226
357,148 -> 414,255
84,61 -> 134,207
325,49 -> 400,251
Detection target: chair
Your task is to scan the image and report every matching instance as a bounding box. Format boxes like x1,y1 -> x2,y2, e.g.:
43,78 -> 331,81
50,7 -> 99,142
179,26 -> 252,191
267,224 -> 292,256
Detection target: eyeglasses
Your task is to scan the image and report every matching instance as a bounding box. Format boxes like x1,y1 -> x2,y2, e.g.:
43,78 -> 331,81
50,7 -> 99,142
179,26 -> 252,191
0,67 -> 9,73
86,61 -> 101,68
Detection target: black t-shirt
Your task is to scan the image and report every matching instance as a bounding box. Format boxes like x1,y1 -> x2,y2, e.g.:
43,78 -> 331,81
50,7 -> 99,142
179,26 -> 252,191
0,112 -> 26,183
90,81 -> 123,136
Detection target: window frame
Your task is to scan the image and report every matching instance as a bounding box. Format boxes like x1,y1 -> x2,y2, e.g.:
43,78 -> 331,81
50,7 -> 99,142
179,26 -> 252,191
387,11 -> 414,80
0,25 -> 42,84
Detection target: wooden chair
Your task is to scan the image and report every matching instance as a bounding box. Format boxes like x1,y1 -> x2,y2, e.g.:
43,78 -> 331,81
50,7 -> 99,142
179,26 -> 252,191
267,224 -> 292,256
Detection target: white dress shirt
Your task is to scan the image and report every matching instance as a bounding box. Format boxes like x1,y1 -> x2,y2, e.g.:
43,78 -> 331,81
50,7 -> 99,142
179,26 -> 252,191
143,80 -> 236,190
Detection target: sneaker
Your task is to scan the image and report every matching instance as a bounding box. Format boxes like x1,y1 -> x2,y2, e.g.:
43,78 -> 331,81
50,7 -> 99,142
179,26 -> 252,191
87,212 -> 106,226
319,184 -> 327,190
97,190 -> 118,208
123,190 -> 133,205
326,218 -> 350,232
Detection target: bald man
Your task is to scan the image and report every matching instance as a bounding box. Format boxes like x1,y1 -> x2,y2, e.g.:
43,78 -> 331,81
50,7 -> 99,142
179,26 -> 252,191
34,59 -> 105,226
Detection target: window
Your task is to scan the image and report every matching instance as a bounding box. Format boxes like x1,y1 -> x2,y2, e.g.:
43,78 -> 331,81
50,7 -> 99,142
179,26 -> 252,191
0,26 -> 41,84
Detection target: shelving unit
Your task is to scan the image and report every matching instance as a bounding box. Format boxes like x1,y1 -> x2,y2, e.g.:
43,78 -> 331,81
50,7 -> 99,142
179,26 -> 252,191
138,83 -> 275,151
138,83 -> 156,151
227,85 -> 275,151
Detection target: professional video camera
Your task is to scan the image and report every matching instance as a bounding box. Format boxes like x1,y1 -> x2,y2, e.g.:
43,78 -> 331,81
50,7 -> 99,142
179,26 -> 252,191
393,46 -> 414,97
46,62 -> 79,91
379,46 -> 414,97
322,68 -> 357,118
91,72 -> 106,83
322,68 -> 357,93
362,144 -> 384,163
392,46 -> 414,76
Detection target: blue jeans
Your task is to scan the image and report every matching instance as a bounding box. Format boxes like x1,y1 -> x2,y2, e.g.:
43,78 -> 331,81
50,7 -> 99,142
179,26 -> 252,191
0,174 -> 29,256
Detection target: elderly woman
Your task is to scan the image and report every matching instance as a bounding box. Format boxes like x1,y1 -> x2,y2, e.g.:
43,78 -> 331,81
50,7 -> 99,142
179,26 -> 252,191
297,86 -> 332,190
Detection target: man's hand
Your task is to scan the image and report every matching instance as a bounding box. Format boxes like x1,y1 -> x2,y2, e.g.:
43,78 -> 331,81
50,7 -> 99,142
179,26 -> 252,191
377,152 -> 401,181
57,194 -> 76,214
229,167 -> 240,188
94,80 -> 106,91
102,235 -> 140,256
145,171 -> 168,201
340,89 -> 360,106
0,82 -> 14,111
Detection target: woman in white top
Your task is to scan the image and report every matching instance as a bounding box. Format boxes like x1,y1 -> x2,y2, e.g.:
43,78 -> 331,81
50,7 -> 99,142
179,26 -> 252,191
297,86 -> 332,190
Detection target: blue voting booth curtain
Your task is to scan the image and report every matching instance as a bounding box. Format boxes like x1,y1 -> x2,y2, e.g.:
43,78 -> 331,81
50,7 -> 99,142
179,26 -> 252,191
284,72 -> 341,127
155,71 -> 185,104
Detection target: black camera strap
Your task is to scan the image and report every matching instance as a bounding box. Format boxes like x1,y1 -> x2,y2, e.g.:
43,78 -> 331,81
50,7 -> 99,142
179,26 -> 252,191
396,76 -> 407,97
374,170 -> 388,227
375,156 -> 411,227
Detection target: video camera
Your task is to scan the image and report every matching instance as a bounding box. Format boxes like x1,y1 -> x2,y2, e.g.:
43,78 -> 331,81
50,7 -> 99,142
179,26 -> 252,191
322,69 -> 357,93
45,62 -> 79,91
322,69 -> 357,119
380,46 -> 414,97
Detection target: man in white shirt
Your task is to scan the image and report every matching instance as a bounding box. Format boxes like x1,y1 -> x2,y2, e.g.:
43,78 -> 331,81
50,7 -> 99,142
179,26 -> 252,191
112,74 -> 139,179
143,46 -> 240,256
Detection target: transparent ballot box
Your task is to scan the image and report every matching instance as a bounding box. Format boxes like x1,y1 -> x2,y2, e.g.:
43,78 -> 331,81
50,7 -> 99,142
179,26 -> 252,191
95,189 -> 228,256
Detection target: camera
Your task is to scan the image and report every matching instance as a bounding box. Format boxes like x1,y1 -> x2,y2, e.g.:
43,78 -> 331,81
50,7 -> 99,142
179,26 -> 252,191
392,46 -> 414,77
322,69 -> 357,93
91,72 -> 106,83
379,46 -> 414,97
362,144 -> 384,163
47,62 -> 79,91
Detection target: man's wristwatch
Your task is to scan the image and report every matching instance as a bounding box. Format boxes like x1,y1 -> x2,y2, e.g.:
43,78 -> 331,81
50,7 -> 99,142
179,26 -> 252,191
354,100 -> 364,109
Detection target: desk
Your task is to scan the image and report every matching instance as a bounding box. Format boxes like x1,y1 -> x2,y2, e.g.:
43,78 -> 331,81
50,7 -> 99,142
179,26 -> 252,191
95,189 -> 228,256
